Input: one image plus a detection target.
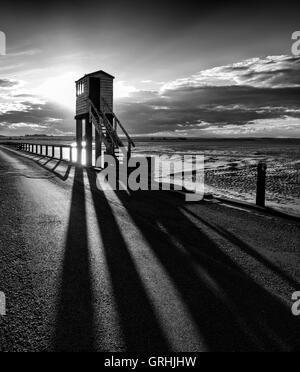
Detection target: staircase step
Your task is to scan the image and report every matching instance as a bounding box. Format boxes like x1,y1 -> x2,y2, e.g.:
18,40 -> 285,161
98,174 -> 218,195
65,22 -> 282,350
90,100 -> 132,153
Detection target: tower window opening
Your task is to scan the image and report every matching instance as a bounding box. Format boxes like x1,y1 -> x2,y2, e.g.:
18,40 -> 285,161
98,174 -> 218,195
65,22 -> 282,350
77,81 -> 85,96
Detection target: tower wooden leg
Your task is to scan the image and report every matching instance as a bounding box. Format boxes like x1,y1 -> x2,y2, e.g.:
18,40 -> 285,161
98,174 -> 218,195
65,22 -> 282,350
85,117 -> 93,167
76,119 -> 83,165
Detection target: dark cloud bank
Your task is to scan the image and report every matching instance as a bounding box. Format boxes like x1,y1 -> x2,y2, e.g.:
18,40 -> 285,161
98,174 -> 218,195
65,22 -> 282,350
115,56 -> 300,136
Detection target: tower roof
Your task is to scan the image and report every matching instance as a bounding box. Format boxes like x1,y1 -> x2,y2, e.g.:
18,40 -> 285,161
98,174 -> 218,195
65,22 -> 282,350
76,70 -> 115,83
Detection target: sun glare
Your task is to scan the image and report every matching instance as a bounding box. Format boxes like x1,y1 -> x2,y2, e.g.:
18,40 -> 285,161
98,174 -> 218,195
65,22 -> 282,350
35,72 -> 78,110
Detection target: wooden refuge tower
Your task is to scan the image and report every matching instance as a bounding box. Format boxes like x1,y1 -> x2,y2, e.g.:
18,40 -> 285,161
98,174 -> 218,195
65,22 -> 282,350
75,70 -> 135,167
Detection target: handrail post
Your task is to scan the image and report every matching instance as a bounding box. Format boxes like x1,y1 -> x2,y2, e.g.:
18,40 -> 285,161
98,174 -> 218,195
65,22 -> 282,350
60,146 -> 63,160
256,162 -> 267,207
70,147 -> 73,163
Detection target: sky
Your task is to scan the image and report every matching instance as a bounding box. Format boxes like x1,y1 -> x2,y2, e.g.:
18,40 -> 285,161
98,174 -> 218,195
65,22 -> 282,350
0,0 -> 300,137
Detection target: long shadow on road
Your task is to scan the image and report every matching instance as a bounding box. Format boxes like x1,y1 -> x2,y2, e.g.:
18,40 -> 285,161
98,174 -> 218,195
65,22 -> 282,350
55,166 -> 95,352
54,166 -> 300,352
98,183 -> 300,352
86,171 -> 170,352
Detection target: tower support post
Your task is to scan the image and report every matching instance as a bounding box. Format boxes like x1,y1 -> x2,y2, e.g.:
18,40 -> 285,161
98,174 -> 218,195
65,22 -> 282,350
85,115 -> 93,167
76,118 -> 83,165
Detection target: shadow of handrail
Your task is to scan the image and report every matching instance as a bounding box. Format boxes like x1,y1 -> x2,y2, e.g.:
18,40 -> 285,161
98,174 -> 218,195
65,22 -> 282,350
182,206 -> 300,289
0,145 -> 72,181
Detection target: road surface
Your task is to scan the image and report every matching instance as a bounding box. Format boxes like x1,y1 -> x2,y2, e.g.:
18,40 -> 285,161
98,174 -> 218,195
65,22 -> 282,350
0,145 -> 300,352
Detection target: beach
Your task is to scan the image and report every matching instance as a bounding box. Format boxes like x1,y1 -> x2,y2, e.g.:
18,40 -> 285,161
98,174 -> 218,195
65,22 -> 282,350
132,139 -> 300,216
2,138 -> 300,215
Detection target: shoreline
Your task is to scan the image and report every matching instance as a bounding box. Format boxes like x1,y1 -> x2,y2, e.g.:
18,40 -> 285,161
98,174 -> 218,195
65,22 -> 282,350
2,139 -> 299,217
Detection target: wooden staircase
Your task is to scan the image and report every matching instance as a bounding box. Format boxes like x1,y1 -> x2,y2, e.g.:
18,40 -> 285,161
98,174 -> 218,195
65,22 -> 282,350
89,98 -> 135,165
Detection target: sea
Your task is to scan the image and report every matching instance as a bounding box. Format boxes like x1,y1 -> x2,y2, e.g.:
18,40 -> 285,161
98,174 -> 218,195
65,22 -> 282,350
6,138 -> 300,216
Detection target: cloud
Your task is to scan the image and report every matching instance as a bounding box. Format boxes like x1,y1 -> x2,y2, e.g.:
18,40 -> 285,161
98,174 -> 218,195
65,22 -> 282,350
114,81 -> 139,98
7,49 -> 41,58
0,78 -> 19,88
201,117 -> 300,138
0,100 -> 73,135
161,55 -> 300,91
8,123 -> 48,130
115,56 -> 300,137
0,76 -> 74,136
